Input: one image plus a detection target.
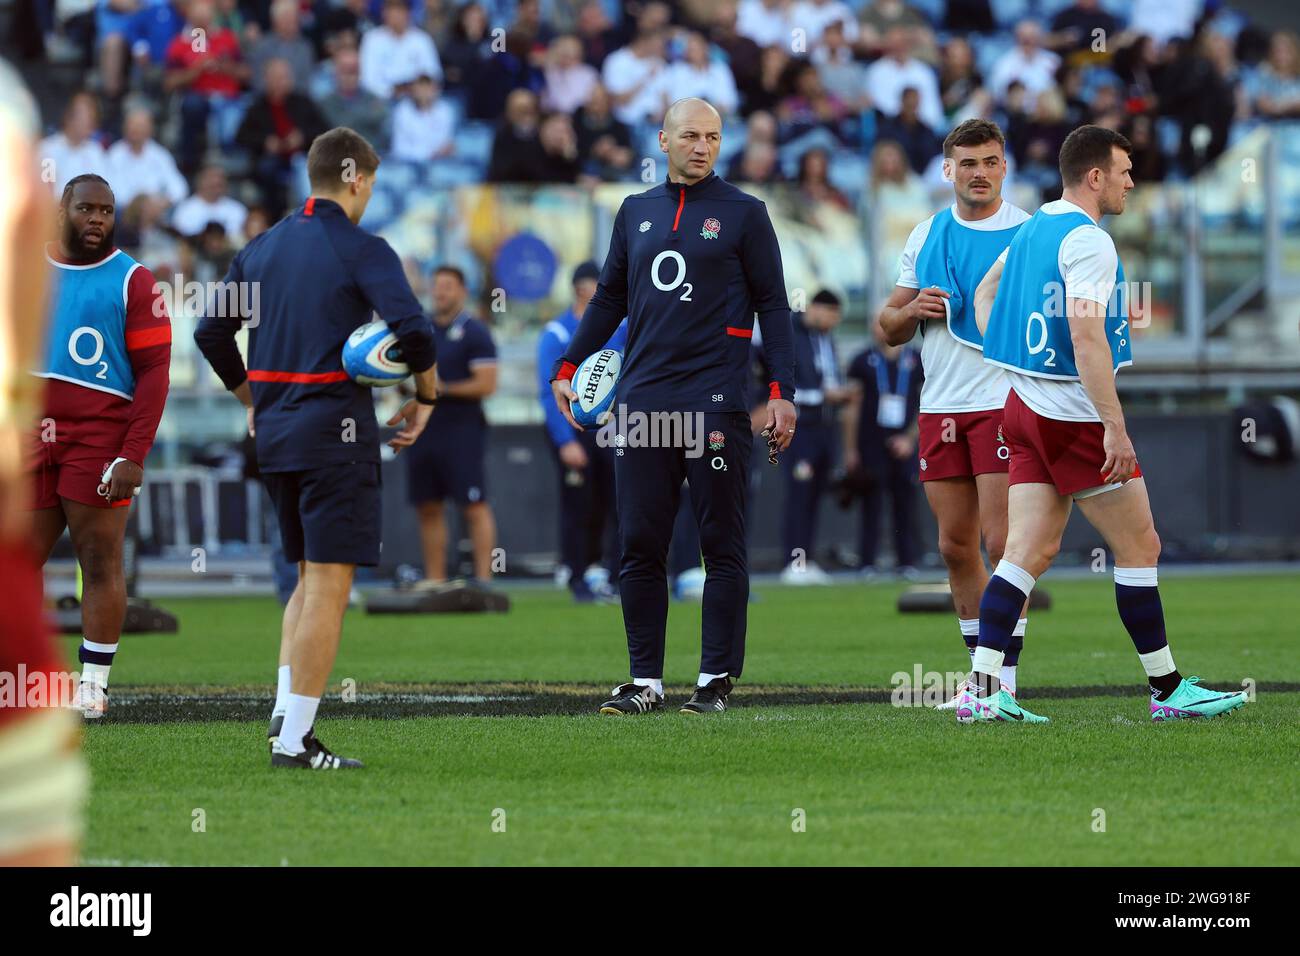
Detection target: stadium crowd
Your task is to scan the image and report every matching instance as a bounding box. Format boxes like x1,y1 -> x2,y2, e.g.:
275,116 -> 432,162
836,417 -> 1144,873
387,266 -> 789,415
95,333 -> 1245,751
16,0 -> 1300,245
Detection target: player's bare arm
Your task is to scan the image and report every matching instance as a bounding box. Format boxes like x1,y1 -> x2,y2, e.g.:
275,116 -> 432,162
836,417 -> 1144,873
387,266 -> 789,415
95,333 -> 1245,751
1068,296 -> 1136,484
974,256 -> 1005,335
878,284 -> 947,346
387,363 -> 438,452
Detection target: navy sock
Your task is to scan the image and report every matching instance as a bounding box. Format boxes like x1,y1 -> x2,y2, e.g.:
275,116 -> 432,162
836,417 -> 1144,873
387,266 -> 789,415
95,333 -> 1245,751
1004,632 -> 1024,667
977,574 -> 1028,656
1116,583 -> 1167,655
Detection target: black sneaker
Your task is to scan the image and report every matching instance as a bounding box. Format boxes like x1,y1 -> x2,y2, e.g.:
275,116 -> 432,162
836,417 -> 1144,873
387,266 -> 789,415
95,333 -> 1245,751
270,730 -> 364,769
680,677 -> 733,714
267,713 -> 283,751
598,682 -> 664,715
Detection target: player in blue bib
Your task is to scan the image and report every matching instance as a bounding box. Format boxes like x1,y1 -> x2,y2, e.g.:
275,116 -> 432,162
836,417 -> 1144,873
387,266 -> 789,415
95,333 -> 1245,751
961,125 -> 1248,724
877,119 -> 1032,705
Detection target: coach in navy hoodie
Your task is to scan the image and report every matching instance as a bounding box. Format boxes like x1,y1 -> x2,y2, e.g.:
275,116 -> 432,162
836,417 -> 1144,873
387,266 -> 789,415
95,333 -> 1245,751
194,128 -> 438,770
549,97 -> 797,716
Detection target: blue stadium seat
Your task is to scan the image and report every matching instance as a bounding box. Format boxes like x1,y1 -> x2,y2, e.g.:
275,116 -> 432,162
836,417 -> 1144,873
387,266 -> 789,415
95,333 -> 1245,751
825,150 -> 871,201
427,160 -> 483,188
380,160 -> 419,193
454,121 -> 496,168
970,34 -> 1016,78
990,0 -> 1032,30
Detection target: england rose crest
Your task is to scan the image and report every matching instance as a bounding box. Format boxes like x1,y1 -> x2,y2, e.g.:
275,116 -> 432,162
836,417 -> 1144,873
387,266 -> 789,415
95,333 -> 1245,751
700,217 -> 721,240
708,430 -> 726,450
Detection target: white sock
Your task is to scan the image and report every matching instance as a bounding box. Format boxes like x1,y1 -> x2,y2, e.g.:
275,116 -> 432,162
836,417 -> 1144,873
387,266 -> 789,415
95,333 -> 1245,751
273,665 -> 291,717
999,665 -> 1017,694
1138,646 -> 1177,679
1013,618 -> 1027,637
81,660 -> 112,688
971,645 -> 1004,678
278,693 -> 321,754
633,677 -> 663,697
697,671 -> 728,688
958,618 -> 979,658
993,559 -> 1037,595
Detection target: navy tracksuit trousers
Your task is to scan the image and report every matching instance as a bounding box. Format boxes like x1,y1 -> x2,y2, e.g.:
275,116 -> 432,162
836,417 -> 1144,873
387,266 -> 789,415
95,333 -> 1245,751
615,410 -> 753,680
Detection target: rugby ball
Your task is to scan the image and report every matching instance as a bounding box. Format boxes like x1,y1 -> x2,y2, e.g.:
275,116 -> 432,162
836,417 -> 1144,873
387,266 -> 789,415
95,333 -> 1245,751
569,348 -> 622,427
343,319 -> 409,387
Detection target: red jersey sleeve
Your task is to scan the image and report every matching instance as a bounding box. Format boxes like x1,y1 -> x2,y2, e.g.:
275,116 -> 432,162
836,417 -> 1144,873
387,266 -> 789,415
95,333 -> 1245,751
120,265 -> 172,465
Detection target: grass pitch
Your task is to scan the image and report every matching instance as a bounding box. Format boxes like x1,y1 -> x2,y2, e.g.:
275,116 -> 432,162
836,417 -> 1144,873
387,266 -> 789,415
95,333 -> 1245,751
72,574 -> 1300,866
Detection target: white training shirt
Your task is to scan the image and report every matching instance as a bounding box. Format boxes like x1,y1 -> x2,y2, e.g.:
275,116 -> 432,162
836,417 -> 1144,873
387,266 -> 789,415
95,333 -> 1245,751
1000,198 -> 1119,423
896,200 -> 1029,415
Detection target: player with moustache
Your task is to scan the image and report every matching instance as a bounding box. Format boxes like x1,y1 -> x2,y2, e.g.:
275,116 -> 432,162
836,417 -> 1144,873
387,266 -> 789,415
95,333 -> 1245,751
550,97 -> 797,715
878,119 -> 1033,706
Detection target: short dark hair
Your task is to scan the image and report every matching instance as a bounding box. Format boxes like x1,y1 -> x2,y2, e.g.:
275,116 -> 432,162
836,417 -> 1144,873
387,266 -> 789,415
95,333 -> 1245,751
306,127 -> 380,193
434,264 -> 466,286
811,289 -> 841,308
61,173 -> 111,207
943,119 -> 1005,158
1058,124 -> 1132,186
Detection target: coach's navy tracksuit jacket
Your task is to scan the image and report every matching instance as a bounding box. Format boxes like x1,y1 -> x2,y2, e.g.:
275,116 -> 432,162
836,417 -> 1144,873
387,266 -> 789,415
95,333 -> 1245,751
554,171 -> 796,682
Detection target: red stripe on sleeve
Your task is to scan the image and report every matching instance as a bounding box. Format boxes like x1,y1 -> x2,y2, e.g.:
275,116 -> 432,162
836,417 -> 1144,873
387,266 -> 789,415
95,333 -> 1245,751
126,325 -> 172,350
769,381 -> 782,400
304,197 -> 315,216
725,327 -> 752,338
556,360 -> 577,382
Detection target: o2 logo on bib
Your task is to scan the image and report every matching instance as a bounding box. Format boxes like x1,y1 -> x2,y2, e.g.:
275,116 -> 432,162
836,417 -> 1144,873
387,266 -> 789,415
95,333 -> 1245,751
651,250 -> 693,302
1026,311 -> 1057,368
68,326 -> 110,380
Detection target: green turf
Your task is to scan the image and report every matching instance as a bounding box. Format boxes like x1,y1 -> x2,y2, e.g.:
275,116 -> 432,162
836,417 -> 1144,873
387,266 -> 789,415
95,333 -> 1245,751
73,575 -> 1300,866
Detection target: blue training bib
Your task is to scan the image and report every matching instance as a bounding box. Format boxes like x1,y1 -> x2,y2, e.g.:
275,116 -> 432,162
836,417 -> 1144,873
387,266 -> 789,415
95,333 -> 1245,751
38,249 -> 141,399
913,208 -> 1023,350
982,209 -> 1132,380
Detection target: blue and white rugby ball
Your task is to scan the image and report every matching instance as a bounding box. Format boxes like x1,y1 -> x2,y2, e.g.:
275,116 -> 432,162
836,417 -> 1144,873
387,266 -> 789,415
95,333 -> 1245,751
570,348 -> 622,427
343,319 -> 409,387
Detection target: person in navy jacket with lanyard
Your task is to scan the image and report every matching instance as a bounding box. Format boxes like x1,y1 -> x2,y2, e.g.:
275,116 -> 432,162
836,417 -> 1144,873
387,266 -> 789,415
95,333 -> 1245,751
967,125 -> 1249,724
843,317 -> 923,578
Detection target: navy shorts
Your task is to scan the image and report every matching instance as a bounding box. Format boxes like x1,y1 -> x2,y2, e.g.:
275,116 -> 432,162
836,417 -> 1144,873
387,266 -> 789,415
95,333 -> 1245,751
263,461 -> 382,566
405,420 -> 488,505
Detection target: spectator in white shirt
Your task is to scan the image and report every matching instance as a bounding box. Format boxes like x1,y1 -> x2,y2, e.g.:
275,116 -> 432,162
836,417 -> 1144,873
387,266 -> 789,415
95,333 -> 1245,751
107,107 -> 189,209
863,27 -> 945,132
170,164 -> 248,239
359,0 -> 443,99
542,34 -> 600,114
989,20 -> 1062,106
648,32 -> 740,117
601,28 -> 668,126
39,91 -> 108,194
390,74 -> 457,161
788,0 -> 859,47
737,0 -> 791,49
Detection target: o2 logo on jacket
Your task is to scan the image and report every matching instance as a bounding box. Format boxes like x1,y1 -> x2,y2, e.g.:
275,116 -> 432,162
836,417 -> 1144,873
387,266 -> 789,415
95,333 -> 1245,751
651,250 -> 693,302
